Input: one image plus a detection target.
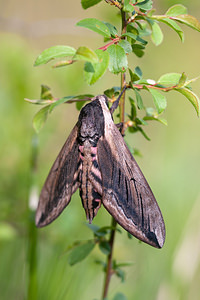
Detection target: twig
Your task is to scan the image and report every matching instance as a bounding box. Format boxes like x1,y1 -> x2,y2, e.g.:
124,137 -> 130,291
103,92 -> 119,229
102,218 -> 117,299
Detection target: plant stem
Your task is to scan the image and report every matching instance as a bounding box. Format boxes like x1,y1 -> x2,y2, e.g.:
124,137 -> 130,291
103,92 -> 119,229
101,6 -> 127,299
102,217 -> 117,299
27,134 -> 39,300
120,7 -> 127,135
120,73 -> 126,135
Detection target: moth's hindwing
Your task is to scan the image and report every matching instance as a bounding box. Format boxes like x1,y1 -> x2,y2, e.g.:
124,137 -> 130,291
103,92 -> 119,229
97,97 -> 165,248
35,124 -> 80,227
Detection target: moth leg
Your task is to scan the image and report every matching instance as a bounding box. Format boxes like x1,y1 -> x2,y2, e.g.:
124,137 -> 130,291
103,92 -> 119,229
115,122 -> 125,135
110,86 -> 126,115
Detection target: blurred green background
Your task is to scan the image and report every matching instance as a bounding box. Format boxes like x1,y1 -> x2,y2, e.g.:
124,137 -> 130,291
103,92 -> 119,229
0,1 -> 200,299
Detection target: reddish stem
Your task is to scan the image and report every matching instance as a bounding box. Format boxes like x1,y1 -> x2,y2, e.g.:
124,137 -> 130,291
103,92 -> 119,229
131,83 -> 177,92
99,37 -> 120,51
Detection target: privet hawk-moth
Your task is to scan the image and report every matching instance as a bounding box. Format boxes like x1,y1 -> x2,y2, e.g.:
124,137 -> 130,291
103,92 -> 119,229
36,95 -> 165,248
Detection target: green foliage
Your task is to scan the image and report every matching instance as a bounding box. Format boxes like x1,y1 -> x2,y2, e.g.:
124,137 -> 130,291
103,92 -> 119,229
84,49 -> 109,84
68,240 -> 96,265
149,89 -> 167,114
73,46 -> 99,63
113,292 -> 127,300
32,2 -> 200,133
34,45 -> 76,66
81,0 -> 102,10
107,44 -> 128,74
77,18 -> 111,38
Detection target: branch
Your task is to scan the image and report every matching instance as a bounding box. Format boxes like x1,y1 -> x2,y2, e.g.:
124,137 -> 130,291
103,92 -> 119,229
102,218 -> 117,299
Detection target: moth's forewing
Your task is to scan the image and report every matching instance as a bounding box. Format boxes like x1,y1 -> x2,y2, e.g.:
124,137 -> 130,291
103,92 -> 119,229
35,95 -> 165,249
35,124 -> 80,227
97,98 -> 165,248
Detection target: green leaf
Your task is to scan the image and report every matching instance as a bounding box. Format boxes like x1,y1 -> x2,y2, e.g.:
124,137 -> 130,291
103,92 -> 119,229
40,85 -> 54,100
34,45 -> 76,66
129,96 -> 137,120
76,101 -> 86,111
175,87 -> 200,117
99,241 -> 111,255
123,0 -> 135,13
97,226 -> 117,236
149,89 -> 167,114
86,223 -> 111,237
135,89 -> 144,109
118,40 -> 132,54
76,18 -> 111,38
158,73 -> 181,86
115,268 -> 126,282
166,4 -> 187,17
129,69 -> 140,82
116,261 -> 134,267
145,106 -> 156,116
159,18 -> 184,42
104,22 -> 118,37
86,223 -> 100,234
68,240 -> 96,266
172,14 -> 200,32
143,115 -> 168,126
121,32 -> 136,43
33,105 -> 50,133
74,94 -> 94,110
184,76 -> 200,87
104,87 -> 121,100
25,85 -> 54,105
95,259 -> 106,269
137,21 -> 151,37
127,23 -> 140,36
151,22 -> 163,46
177,72 -> 187,88
81,0 -> 102,9
136,0 -> 153,11
132,44 -> 145,57
73,46 -> 99,63
84,49 -> 109,85
113,292 -> 127,300
49,96 -> 74,113
107,45 -> 128,74
137,126 -> 151,140
136,117 -> 148,125
122,32 -> 148,45
135,66 -> 142,78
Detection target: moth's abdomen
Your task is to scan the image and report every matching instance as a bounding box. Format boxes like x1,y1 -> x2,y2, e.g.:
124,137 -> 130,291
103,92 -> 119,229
78,142 -> 102,223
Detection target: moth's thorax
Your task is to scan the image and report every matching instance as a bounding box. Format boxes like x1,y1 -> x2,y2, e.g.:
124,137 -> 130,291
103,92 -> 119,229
79,140 -> 101,223
78,98 -> 105,146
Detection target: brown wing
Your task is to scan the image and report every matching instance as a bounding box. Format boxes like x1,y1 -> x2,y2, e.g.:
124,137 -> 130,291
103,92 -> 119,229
97,123 -> 165,248
35,124 -> 80,227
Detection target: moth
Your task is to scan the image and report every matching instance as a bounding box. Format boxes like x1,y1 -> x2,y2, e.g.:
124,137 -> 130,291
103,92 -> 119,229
36,95 -> 165,248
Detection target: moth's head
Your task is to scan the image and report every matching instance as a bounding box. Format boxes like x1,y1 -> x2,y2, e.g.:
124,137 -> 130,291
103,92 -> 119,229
91,95 -> 109,108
